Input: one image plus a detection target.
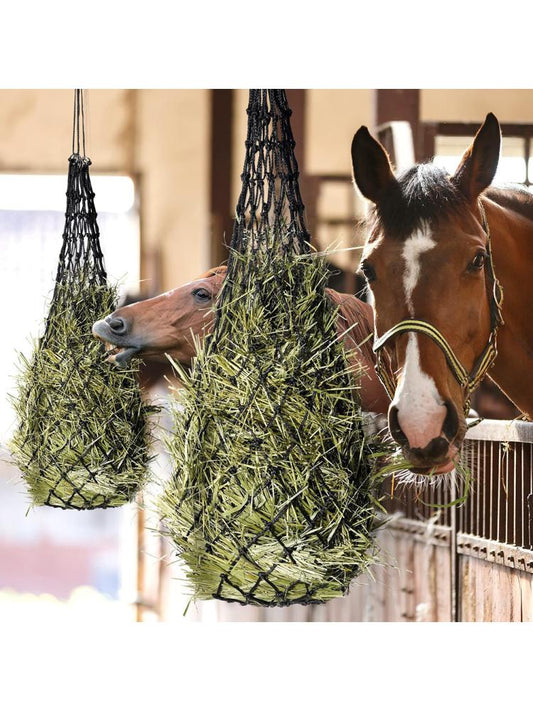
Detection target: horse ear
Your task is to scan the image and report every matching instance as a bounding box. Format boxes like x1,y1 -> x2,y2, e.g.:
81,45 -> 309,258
351,126 -> 396,204
451,113 -> 501,202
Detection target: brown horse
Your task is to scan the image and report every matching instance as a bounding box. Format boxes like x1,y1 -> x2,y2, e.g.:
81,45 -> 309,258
351,112 -> 533,476
92,266 -> 390,414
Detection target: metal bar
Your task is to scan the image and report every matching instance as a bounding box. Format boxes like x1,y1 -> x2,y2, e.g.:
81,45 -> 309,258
529,443 -> 533,549
488,440 -> 493,541
513,444 -> 517,547
465,418 -> 533,444
504,443 -> 510,543
490,442 -> 502,541
451,473 -> 458,622
478,436 -> 483,538
475,437 -> 480,537
522,444 -> 525,547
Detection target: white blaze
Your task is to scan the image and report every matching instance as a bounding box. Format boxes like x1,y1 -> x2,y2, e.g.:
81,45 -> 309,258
392,334 -> 446,448
393,227 -> 446,448
402,227 -> 436,314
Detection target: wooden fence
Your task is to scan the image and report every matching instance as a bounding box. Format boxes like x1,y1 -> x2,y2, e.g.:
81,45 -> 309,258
149,418 -> 533,622
303,417 -> 533,622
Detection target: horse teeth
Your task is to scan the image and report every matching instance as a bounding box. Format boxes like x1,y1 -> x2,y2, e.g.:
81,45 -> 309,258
103,342 -> 122,357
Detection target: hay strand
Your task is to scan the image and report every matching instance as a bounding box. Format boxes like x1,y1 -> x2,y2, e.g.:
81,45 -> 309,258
159,244 -> 387,606
10,281 -> 154,509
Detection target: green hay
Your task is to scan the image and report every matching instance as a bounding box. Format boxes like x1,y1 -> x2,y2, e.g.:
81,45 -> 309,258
10,281 -> 154,510
159,245 -> 388,606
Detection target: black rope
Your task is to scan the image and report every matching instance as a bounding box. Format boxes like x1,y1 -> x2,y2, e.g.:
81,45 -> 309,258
231,90 -> 309,252
72,89 -> 86,158
13,89 -> 150,510
170,90 -> 375,605
213,90 -> 310,339
52,154 -> 106,287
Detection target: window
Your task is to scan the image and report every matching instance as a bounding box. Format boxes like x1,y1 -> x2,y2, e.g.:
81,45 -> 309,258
431,123 -> 533,189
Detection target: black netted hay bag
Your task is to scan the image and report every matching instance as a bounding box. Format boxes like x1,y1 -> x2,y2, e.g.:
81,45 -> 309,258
159,90 -> 384,606
10,98 -> 152,509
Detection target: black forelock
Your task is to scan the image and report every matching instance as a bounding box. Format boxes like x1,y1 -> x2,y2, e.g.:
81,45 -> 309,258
370,163 -> 470,239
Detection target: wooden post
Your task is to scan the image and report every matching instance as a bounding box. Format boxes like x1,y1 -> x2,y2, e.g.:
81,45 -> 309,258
285,89 -> 306,173
136,494 -> 145,622
374,89 -> 422,162
209,89 -> 234,267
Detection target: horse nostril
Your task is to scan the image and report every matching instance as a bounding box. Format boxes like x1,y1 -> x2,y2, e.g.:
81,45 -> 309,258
106,316 -> 127,334
388,405 -> 409,447
412,436 -> 449,462
442,400 -> 459,441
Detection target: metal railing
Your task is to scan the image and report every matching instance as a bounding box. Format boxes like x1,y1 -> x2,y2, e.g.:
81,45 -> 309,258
381,418 -> 533,550
459,419 -> 533,550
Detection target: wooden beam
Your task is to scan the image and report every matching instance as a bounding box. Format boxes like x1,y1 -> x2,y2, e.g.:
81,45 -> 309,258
285,89 -> 306,172
375,89 -> 422,162
209,89 -> 234,266
285,89 -> 320,247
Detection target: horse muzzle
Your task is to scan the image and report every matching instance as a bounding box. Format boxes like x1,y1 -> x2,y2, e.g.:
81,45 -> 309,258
92,316 -> 142,366
388,401 -> 463,475
402,439 -> 459,475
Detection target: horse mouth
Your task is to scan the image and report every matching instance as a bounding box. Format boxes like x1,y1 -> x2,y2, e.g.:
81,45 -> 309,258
101,340 -> 141,365
406,441 -> 460,476
409,459 -> 456,476
92,320 -> 141,366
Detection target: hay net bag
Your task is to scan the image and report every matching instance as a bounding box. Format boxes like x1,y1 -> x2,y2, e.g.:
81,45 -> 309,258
10,90 -> 152,510
159,89 -> 385,606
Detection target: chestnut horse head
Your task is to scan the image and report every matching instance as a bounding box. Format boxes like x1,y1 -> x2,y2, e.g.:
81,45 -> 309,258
92,266 -> 227,366
351,113 -> 504,475
92,266 -> 390,414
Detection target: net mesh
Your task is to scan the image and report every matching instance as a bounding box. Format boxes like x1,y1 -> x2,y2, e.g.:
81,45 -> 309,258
159,90 -> 382,606
10,90 -> 153,510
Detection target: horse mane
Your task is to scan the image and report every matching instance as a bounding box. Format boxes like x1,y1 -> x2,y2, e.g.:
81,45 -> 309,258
485,184 -> 533,223
201,265 -> 228,279
367,163 -> 469,239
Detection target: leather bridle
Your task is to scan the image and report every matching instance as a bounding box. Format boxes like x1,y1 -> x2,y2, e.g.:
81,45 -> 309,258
372,200 -> 504,416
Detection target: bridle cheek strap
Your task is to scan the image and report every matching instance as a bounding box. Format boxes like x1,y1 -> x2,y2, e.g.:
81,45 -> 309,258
373,320 -> 498,415
371,199 -> 504,417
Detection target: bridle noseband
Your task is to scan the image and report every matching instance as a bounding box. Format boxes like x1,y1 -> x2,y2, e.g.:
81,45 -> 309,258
372,200 -> 504,416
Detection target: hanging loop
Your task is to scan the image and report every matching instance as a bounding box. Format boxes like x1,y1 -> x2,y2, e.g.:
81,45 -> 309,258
72,89 -> 86,157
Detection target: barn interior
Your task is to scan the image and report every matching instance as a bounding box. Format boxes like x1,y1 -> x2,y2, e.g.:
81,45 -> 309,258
1,88 -> 532,624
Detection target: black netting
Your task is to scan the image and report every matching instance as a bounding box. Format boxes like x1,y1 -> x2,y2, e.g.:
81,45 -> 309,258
10,90 -> 153,510
213,90 -> 309,336
160,90 -> 383,606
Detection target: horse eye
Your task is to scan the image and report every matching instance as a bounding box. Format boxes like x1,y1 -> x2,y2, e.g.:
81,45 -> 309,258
359,260 -> 376,283
192,288 -> 212,302
468,251 -> 487,272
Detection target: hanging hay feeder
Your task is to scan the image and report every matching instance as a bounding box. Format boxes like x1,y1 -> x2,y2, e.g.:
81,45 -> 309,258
159,90 -> 386,606
10,91 -> 153,510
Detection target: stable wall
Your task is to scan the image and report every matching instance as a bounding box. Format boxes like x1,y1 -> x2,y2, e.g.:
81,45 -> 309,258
421,89 -> 533,123
135,90 -> 210,293
2,88 -> 533,295
0,89 -> 211,296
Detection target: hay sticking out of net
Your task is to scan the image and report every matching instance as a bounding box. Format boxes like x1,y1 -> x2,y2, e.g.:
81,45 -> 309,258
159,243 -> 386,606
10,281 -> 153,509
